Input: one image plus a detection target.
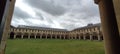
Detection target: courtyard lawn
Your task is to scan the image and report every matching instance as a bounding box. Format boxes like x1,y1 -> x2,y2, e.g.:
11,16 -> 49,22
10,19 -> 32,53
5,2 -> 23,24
6,39 -> 105,54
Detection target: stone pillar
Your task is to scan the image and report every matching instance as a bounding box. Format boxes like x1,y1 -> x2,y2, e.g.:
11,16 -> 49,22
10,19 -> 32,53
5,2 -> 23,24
14,34 -> 16,39
40,34 -> 42,39
60,35 -> 61,39
97,35 -> 101,41
83,35 -> 86,40
28,34 -> 30,39
74,34 -> 76,39
0,0 -> 16,53
35,35 -> 36,39
94,0 -> 120,54
112,0 -> 120,33
79,36 -> 81,40
45,35 -> 47,39
90,35 -> 93,40
50,35 -> 52,39
21,35 -> 23,39
63,35 -> 65,39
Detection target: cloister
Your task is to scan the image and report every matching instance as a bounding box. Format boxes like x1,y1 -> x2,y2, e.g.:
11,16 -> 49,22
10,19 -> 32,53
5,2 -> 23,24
9,23 -> 103,40
0,0 -> 120,54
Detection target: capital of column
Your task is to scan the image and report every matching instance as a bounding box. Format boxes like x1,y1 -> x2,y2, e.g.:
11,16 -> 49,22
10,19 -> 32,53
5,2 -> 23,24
94,0 -> 101,4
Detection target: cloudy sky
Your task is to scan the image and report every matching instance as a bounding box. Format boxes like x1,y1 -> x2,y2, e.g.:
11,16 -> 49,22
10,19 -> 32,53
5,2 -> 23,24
11,0 -> 101,30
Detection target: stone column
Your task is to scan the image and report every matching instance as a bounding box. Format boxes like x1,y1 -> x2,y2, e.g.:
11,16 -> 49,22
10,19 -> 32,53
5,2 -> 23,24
112,0 -> 120,33
14,34 -> 16,39
79,36 -> 81,40
74,34 -> 76,39
50,35 -> 52,39
94,0 -> 120,54
21,35 -> 23,39
97,35 -> 101,41
60,35 -> 61,39
83,35 -> 86,40
34,35 -> 36,39
40,34 -> 42,39
45,35 -> 47,39
55,35 -> 57,39
28,34 -> 30,39
0,0 -> 16,54
63,35 -> 65,39
90,35 -> 93,40
71,34 -> 73,39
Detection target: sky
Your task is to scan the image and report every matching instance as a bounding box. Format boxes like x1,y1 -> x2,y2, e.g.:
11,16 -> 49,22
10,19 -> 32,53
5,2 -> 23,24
11,0 -> 101,31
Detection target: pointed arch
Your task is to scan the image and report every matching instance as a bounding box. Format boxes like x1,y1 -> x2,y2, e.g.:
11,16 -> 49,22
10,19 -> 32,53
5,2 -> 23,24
9,32 -> 15,39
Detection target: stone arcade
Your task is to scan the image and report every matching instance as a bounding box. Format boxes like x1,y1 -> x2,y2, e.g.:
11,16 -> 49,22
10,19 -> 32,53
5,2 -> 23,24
9,23 -> 103,40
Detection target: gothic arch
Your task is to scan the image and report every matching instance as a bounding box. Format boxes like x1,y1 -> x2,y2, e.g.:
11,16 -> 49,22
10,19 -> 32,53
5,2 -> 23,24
30,33 -> 35,38
36,33 -> 40,39
9,32 -> 15,39
85,33 -> 90,40
16,32 -> 22,38
23,33 -> 29,39
92,32 -> 98,40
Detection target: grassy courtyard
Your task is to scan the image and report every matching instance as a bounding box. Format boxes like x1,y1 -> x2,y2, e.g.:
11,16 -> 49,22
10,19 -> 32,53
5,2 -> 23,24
6,39 -> 105,54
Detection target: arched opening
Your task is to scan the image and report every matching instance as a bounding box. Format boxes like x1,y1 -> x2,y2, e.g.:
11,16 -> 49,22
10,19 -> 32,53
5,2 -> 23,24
100,31 -> 103,40
85,33 -> 90,40
65,35 -> 69,39
47,34 -> 51,39
23,33 -> 29,39
57,34 -> 60,39
30,33 -> 35,39
52,34 -> 55,39
16,32 -> 22,39
80,33 -> 84,40
92,32 -> 98,40
42,33 -> 46,39
73,35 -> 76,39
36,33 -> 40,39
9,32 -> 15,39
76,34 -> 79,39
61,35 -> 64,39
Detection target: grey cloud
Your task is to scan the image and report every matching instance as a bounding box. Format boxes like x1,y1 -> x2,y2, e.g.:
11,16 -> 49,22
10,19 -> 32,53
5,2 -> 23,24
80,5 -> 99,17
60,23 -> 77,30
52,0 -> 82,7
24,0 -> 66,16
34,11 -> 53,24
11,0 -> 100,30
13,7 -> 31,19
35,12 -> 45,20
11,18 -> 28,27
68,0 -> 99,19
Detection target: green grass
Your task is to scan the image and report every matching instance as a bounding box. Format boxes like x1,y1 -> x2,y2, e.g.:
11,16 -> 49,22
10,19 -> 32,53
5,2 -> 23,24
6,39 -> 105,54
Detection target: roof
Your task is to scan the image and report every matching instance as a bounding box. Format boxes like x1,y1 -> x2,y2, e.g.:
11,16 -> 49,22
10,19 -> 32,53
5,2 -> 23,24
15,25 -> 68,32
73,23 -> 101,31
10,23 -> 101,32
